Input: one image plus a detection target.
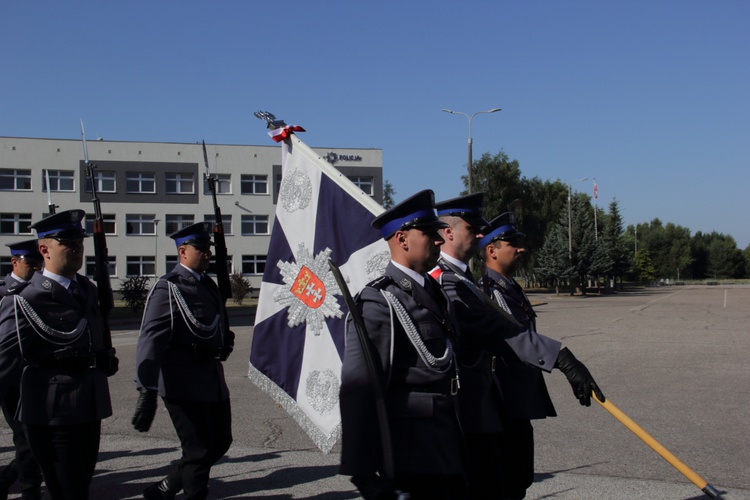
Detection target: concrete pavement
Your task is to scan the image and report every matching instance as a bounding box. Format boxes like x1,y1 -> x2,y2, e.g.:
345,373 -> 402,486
2,285 -> 749,498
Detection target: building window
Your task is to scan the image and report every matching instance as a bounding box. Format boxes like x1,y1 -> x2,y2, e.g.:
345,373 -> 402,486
0,213 -> 33,234
241,215 -> 269,235
126,214 -> 157,235
0,257 -> 11,276
165,255 -> 178,272
166,173 -> 195,194
207,255 -> 233,277
42,169 -> 75,192
85,256 -> 117,278
203,174 -> 231,195
349,176 -> 374,195
165,214 -> 195,235
85,171 -> 116,193
242,255 -> 266,275
126,172 -> 156,194
84,214 -> 117,235
126,256 -> 155,276
0,169 -> 32,191
204,214 -> 232,235
241,174 -> 268,195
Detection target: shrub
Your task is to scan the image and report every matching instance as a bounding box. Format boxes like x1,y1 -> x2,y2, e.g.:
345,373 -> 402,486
120,275 -> 151,312
230,272 -> 253,305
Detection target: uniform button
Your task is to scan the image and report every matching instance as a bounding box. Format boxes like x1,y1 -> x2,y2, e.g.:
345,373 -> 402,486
539,359 -> 545,366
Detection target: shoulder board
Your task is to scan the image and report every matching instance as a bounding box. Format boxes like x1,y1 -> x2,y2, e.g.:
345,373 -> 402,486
368,275 -> 394,290
5,281 -> 31,295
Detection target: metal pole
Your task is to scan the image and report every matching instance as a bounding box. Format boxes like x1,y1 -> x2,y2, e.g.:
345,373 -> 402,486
153,219 -> 160,276
442,108 -> 501,195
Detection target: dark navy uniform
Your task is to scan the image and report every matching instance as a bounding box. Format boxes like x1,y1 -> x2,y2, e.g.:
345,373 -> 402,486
133,223 -> 234,500
0,240 -> 44,500
478,212 -> 603,499
0,212 -> 114,500
340,190 -> 466,500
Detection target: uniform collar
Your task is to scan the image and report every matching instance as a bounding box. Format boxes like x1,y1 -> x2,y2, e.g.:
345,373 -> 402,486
439,251 -> 468,273
390,260 -> 425,287
42,269 -> 75,289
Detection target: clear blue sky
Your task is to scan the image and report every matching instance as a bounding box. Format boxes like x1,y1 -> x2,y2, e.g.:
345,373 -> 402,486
3,1 -> 749,248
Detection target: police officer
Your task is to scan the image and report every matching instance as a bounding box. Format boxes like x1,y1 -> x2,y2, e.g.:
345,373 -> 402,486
0,210 -> 115,500
340,190 -> 467,500
429,193 -> 509,499
132,222 -> 234,500
479,212 -> 605,499
0,240 -> 44,500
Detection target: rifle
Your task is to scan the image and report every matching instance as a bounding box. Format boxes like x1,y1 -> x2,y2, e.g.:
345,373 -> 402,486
81,120 -> 115,353
328,259 -> 409,499
202,140 -> 232,301
44,169 -> 58,215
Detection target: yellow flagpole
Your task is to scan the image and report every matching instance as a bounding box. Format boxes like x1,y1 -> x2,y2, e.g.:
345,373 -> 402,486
594,393 -> 720,498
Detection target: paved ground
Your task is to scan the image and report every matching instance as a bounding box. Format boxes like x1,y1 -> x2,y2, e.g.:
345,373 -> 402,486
1,285 -> 749,499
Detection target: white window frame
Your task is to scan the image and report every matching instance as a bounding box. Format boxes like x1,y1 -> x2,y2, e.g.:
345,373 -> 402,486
165,214 -> 195,235
204,214 -> 233,235
241,174 -> 268,195
166,173 -> 195,194
349,176 -> 374,195
204,174 -> 232,195
242,255 -> 266,275
126,172 -> 156,194
0,213 -> 33,234
86,171 -> 116,193
43,169 -> 75,192
126,256 -> 156,277
126,214 -> 157,235
241,215 -> 269,235
0,169 -> 32,191
85,214 -> 117,235
85,256 -> 117,278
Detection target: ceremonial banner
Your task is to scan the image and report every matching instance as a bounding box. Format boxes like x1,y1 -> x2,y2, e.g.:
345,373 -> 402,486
249,130 -> 388,453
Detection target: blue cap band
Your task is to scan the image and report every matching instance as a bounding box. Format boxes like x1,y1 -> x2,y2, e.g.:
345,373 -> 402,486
10,248 -> 35,256
174,235 -> 209,247
436,207 -> 477,217
479,224 -> 515,248
380,209 -> 436,238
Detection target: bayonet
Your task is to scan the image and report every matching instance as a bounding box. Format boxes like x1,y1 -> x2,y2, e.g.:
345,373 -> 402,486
44,168 -> 57,215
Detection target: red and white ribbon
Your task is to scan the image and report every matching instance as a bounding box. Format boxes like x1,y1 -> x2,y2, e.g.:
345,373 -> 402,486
268,125 -> 306,142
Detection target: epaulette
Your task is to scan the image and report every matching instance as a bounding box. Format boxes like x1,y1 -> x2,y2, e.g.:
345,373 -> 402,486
5,281 -> 31,295
368,275 -> 394,290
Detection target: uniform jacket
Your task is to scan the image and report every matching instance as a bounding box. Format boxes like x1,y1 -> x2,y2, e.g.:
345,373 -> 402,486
431,258 -> 507,433
340,262 -> 464,477
0,271 -> 112,425
135,264 -> 234,402
480,268 -> 558,419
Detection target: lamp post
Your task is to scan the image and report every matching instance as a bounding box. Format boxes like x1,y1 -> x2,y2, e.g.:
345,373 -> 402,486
441,108 -> 502,193
153,219 -> 160,277
567,178 -> 588,261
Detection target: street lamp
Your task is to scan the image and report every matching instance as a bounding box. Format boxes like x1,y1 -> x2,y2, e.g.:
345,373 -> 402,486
442,108 -> 502,193
153,219 -> 160,276
567,178 -> 588,261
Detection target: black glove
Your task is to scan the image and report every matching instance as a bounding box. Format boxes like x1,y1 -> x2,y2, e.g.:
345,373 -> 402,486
96,348 -> 119,377
219,346 -> 233,362
132,389 -> 158,432
555,347 -> 605,406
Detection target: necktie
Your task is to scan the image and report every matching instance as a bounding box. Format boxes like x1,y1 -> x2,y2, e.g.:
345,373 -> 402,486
69,280 -> 87,307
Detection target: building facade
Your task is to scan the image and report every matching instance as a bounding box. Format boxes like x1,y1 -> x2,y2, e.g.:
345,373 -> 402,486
0,136 -> 382,293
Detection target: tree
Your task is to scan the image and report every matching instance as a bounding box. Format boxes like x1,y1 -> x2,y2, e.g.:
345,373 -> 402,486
230,271 -> 253,305
569,194 -> 597,294
601,199 -> 630,290
633,248 -> 657,284
383,179 -> 396,209
535,216 -> 573,295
